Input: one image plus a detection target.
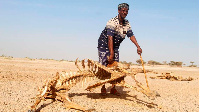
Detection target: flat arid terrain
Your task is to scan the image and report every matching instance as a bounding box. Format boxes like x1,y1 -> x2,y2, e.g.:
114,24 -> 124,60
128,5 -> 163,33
0,57 -> 199,112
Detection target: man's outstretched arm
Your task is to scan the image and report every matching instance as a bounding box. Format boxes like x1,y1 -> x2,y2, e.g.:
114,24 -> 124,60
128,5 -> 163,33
130,35 -> 142,55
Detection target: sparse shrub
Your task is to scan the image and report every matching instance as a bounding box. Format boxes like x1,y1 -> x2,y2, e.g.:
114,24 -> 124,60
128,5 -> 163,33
1,55 -> 13,59
1,54 -> 6,57
189,65 -> 197,67
120,61 -> 133,65
136,59 -> 146,65
169,61 -> 183,67
25,57 -> 32,60
189,61 -> 197,67
148,60 -> 162,66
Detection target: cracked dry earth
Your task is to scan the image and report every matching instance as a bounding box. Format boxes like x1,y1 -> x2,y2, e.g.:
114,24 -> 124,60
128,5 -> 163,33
0,57 -> 199,112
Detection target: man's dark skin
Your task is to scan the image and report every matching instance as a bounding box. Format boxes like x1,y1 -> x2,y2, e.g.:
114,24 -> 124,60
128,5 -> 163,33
108,7 -> 142,63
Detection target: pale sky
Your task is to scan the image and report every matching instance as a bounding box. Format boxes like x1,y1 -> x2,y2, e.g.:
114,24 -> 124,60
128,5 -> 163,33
0,0 -> 199,66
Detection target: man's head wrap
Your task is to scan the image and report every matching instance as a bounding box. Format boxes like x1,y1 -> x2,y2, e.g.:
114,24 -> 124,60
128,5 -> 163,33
118,3 -> 129,10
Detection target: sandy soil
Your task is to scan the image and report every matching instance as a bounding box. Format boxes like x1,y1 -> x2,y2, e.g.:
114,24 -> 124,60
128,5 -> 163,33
0,57 -> 199,112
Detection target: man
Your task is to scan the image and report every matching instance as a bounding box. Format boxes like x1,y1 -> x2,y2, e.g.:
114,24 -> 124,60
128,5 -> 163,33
97,3 -> 142,95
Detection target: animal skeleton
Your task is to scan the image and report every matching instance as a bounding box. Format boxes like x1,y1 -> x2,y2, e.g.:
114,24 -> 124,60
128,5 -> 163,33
29,59 -> 158,112
150,72 -> 194,81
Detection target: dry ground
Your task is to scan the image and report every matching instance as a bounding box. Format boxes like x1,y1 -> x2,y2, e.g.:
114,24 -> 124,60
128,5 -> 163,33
0,57 -> 199,112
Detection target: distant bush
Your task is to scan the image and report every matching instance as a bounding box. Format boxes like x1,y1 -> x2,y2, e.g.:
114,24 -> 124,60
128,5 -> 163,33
148,60 -> 162,65
188,65 -> 197,67
169,61 -> 183,67
136,59 -> 146,65
1,54 -> 13,59
25,57 -> 33,60
120,61 -> 132,65
1,54 -> 6,57
189,62 -> 197,67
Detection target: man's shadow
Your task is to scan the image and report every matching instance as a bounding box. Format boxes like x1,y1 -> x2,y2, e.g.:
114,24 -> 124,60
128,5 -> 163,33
69,86 -> 158,109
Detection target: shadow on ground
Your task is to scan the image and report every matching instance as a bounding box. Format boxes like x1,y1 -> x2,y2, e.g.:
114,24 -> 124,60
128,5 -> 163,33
69,90 -> 158,109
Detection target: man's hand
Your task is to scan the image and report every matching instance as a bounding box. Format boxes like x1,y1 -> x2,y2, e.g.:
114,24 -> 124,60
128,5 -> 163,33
137,47 -> 142,55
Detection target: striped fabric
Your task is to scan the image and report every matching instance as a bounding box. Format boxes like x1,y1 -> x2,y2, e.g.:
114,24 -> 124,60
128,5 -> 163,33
97,15 -> 134,52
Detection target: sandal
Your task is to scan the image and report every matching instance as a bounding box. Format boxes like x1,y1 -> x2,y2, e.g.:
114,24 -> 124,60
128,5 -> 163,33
110,86 -> 120,96
101,85 -> 107,96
